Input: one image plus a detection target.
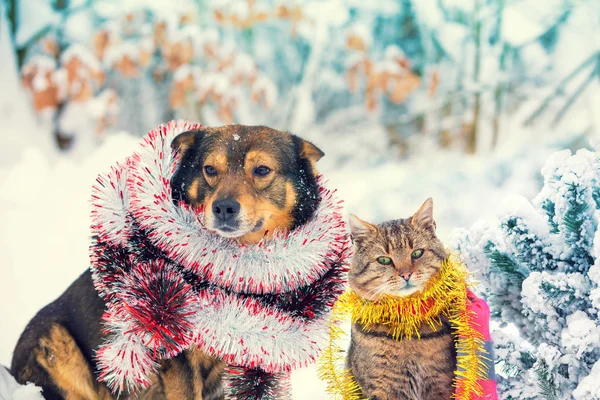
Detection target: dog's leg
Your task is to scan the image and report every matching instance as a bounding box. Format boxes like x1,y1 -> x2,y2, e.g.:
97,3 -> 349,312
186,348 -> 224,400
35,324 -> 112,400
142,348 -> 224,400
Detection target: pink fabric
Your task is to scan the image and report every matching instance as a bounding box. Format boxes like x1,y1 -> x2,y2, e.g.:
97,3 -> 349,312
475,380 -> 499,400
466,289 -> 498,400
466,288 -> 492,340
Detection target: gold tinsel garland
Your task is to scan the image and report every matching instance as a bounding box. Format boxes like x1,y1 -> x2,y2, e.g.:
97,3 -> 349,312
317,256 -> 489,400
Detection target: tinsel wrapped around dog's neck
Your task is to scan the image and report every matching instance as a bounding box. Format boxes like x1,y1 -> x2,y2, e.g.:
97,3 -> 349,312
89,120 -> 351,399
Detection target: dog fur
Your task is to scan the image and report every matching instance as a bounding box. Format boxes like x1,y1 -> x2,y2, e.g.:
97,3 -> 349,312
10,125 -> 324,399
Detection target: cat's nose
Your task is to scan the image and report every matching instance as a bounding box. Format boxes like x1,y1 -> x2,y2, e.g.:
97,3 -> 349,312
400,272 -> 412,281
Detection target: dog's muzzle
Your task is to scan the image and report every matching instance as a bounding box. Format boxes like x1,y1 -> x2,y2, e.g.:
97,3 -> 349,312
211,198 -> 241,232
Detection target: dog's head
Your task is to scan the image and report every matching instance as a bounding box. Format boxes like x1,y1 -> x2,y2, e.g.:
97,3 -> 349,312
170,125 -> 324,244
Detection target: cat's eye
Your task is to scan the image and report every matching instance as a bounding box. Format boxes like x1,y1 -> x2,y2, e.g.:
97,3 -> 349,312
377,256 -> 393,265
411,249 -> 424,259
204,165 -> 218,176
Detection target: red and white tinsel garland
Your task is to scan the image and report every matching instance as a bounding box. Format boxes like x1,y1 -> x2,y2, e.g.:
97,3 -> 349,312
89,120 -> 351,398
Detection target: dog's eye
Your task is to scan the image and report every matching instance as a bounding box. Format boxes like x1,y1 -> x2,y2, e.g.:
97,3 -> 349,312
411,249 -> 424,259
253,166 -> 271,177
204,165 -> 218,176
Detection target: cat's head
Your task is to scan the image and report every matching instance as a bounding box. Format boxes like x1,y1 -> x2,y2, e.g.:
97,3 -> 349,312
348,198 -> 448,300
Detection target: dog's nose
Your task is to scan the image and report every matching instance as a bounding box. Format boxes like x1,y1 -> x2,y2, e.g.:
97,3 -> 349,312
212,199 -> 240,222
400,272 -> 412,282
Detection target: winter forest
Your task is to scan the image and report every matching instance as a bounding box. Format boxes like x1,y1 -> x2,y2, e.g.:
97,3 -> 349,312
0,0 -> 599,399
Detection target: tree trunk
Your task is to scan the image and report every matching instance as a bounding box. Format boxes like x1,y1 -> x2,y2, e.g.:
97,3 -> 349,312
492,0 -> 506,149
467,0 -> 482,154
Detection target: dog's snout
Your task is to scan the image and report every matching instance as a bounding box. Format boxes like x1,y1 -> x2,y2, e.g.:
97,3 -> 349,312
212,199 -> 241,222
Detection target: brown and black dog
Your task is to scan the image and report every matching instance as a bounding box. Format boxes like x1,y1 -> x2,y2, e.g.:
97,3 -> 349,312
10,125 -> 325,399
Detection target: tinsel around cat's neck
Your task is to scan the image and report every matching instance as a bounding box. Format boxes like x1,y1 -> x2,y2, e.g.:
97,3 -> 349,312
343,256 -> 470,340
318,255 -> 490,400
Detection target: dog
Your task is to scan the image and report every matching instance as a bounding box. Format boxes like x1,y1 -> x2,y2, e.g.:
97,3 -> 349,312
10,125 -> 325,399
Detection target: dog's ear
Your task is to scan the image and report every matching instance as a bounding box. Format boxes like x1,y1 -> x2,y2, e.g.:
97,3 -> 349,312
293,136 -> 324,175
171,129 -> 206,204
299,139 -> 324,163
171,129 -> 204,157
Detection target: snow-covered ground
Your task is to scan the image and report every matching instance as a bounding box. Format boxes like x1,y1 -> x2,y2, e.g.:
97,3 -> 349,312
0,368 -> 42,400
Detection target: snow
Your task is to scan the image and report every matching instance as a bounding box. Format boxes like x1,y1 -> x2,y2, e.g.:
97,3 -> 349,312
60,44 -> 102,72
384,44 -> 405,61
23,55 -> 57,72
521,272 -> 559,317
345,0 -> 399,14
502,0 -> 566,47
502,7 -> 546,47
63,8 -> 95,44
229,1 -> 249,19
15,0 -> 59,48
201,28 -> 220,46
104,41 -> 140,66
0,135 -> 140,378
0,367 -> 43,400
87,89 -> 118,121
442,0 -> 474,13
252,75 -> 278,108
574,360 -> 600,400
231,53 -> 256,77
412,0 -> 444,26
561,311 -> 599,359
347,23 -> 372,48
173,64 -> 192,82
0,2 -> 55,167
496,194 -> 549,238
303,0 -> 349,27
31,74 -> 49,92
590,223 -> 600,311
435,22 -> 469,61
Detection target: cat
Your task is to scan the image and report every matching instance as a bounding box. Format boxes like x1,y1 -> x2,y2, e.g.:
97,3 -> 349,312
346,198 -> 456,400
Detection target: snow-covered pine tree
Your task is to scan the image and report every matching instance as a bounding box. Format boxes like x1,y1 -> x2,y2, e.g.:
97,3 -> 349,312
451,147 -> 600,400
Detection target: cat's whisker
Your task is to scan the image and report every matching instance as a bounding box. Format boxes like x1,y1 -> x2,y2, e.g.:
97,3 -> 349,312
368,282 -> 393,299
363,282 -> 387,299
369,284 -> 388,298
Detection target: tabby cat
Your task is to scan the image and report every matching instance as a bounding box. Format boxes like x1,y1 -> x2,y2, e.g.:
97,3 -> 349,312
347,198 -> 456,400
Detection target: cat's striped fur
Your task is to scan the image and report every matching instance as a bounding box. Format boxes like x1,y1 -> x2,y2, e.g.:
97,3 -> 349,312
347,198 -> 456,400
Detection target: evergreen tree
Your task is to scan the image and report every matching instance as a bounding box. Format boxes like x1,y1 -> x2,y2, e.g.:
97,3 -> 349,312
452,147 -> 600,399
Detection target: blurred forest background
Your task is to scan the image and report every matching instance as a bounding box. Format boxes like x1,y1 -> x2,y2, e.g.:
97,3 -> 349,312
0,0 -> 599,399
4,0 -> 598,157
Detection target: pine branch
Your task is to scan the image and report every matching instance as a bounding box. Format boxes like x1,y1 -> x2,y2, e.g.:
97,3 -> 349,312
541,199 -> 559,234
485,241 -> 529,282
562,183 -> 589,241
535,359 -> 558,400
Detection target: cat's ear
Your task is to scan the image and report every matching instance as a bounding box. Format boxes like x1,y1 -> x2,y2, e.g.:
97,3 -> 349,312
348,214 -> 376,240
411,197 -> 436,232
